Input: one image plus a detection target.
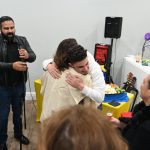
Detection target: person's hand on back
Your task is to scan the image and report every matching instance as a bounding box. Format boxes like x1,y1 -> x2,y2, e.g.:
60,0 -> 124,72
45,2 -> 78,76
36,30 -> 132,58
47,62 -> 61,79
66,73 -> 84,90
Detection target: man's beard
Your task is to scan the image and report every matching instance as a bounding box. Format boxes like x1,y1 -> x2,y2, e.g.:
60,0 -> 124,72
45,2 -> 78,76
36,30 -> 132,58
1,32 -> 15,42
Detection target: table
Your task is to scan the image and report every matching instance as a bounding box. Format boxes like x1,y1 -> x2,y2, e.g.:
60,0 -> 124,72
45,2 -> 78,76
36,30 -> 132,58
121,56 -> 150,92
102,93 -> 134,118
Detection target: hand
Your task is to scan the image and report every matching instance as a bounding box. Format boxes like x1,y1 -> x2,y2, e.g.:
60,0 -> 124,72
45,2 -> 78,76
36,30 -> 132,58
110,117 -> 121,128
12,61 -> 28,71
18,49 -> 29,60
47,62 -> 61,79
66,73 -> 84,90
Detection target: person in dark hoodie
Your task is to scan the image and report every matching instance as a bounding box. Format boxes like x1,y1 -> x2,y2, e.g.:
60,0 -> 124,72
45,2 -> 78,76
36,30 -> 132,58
0,16 -> 36,150
111,74 -> 150,150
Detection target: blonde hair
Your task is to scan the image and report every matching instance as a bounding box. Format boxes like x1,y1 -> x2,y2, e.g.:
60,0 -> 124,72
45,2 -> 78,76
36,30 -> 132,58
38,105 -> 128,150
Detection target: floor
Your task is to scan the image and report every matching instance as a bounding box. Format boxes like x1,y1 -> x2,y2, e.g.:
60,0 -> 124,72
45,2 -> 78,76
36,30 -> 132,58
7,101 -> 41,150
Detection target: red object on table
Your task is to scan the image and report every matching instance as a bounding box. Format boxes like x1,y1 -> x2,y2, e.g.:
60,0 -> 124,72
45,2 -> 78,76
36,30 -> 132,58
121,112 -> 133,118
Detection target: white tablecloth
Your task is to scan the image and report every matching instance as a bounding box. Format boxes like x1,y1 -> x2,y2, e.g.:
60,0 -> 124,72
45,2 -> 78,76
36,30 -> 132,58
121,56 -> 150,92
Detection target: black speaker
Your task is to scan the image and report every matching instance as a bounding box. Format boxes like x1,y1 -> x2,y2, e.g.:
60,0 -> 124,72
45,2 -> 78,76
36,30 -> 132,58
104,17 -> 123,39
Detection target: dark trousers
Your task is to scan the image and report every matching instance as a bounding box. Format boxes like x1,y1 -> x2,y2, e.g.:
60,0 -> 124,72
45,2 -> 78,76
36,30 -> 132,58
0,83 -> 25,143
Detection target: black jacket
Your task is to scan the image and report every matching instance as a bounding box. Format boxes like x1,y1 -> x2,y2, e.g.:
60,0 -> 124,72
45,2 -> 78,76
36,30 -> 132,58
122,101 -> 150,150
0,34 -> 36,85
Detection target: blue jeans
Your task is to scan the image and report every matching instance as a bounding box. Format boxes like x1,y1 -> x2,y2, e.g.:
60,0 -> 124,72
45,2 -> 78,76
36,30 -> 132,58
0,83 -> 25,143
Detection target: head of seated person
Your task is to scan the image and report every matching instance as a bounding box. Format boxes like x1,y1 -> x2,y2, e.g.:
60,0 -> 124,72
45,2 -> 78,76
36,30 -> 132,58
38,105 -> 128,150
140,74 -> 150,106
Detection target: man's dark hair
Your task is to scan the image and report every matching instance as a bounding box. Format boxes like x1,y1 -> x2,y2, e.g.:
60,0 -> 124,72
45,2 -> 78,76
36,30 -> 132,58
0,16 -> 14,29
67,45 -> 87,64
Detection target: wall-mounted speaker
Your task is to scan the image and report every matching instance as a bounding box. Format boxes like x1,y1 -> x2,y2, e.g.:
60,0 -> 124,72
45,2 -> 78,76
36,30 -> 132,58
104,17 -> 123,39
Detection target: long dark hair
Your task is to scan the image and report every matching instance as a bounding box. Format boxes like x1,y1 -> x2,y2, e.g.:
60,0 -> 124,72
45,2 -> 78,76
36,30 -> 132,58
54,38 -> 77,71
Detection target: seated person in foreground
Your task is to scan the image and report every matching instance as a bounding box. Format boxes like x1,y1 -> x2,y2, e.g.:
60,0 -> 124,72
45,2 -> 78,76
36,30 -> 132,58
111,74 -> 150,150
38,105 -> 128,150
40,45 -> 101,121
42,38 -> 105,102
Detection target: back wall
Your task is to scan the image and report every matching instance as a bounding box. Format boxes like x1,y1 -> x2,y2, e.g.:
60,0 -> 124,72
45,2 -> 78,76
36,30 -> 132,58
1,0 -> 150,98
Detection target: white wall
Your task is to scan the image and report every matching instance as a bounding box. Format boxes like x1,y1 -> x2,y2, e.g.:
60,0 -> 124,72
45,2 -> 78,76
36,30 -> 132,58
1,0 -> 150,94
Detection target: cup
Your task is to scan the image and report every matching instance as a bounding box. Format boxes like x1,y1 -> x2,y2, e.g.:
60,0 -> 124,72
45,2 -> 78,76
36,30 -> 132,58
135,55 -> 141,63
107,112 -> 113,120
